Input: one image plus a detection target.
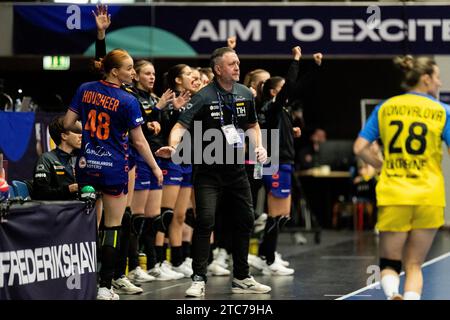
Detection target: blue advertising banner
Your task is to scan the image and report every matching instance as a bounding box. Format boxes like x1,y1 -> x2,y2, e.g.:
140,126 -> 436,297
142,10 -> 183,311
0,201 -> 97,300
12,3 -> 450,57
0,112 -> 62,182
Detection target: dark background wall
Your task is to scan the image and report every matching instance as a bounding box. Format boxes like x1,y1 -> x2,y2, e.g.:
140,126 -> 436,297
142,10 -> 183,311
0,56 -> 404,140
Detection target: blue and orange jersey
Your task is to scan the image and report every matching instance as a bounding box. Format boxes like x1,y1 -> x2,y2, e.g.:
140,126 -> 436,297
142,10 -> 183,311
359,92 -> 450,206
69,80 -> 144,185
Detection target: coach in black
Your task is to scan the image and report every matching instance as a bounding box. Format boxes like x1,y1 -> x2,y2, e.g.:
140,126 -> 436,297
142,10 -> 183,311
157,47 -> 271,297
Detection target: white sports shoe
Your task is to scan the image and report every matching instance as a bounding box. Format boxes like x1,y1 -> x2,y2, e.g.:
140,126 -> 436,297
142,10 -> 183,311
262,260 -> 295,276
148,264 -> 177,281
248,254 -> 266,270
207,261 -> 230,276
231,276 -> 271,294
275,252 -> 290,267
172,262 -> 193,278
160,261 -> 185,280
183,257 -> 193,267
185,276 -> 206,297
214,248 -> 229,269
128,266 -> 155,283
254,213 -> 268,233
97,287 -> 120,300
112,276 -> 143,295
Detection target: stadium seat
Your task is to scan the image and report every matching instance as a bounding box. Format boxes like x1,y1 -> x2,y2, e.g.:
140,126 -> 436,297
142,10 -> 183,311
12,180 -> 31,200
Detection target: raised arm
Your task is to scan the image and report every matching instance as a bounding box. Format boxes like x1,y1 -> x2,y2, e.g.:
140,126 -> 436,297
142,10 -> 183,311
93,4 -> 111,60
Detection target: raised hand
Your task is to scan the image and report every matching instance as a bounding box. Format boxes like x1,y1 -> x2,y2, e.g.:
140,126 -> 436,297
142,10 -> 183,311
172,91 -> 191,110
313,53 -> 323,66
93,4 -> 111,39
227,36 -> 237,49
293,127 -> 301,138
292,46 -> 302,61
156,89 -> 174,109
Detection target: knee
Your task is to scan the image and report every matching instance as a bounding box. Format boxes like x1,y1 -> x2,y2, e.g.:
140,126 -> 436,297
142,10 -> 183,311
173,211 -> 185,226
404,261 -> 422,272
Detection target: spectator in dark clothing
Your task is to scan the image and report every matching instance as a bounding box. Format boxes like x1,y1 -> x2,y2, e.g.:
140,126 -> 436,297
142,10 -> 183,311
297,128 -> 327,170
32,115 -> 81,200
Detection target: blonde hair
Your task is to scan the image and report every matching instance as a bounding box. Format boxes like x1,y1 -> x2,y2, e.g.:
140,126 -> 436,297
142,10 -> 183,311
134,60 -> 154,75
243,69 -> 270,88
394,55 -> 437,90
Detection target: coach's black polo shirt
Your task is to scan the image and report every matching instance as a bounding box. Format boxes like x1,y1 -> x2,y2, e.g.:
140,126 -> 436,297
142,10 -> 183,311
178,80 -> 257,170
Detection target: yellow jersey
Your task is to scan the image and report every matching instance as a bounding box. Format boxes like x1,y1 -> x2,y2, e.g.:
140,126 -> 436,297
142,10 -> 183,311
359,92 -> 450,206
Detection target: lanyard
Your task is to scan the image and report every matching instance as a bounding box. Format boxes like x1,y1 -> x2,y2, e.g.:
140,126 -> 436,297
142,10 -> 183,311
216,91 -> 237,127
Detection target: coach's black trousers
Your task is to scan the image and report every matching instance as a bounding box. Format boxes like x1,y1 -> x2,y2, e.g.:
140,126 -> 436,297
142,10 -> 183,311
191,165 -> 254,281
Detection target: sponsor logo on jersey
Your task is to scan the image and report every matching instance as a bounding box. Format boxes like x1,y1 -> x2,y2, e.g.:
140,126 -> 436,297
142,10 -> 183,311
79,156 -> 87,169
34,173 -> 47,178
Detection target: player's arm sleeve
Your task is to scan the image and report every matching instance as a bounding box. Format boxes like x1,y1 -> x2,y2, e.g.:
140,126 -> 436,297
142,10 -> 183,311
177,93 -> 204,129
127,98 -> 145,130
68,85 -> 84,114
358,104 -> 381,143
441,104 -> 450,147
95,38 -> 106,61
286,60 -> 300,97
247,96 -> 258,126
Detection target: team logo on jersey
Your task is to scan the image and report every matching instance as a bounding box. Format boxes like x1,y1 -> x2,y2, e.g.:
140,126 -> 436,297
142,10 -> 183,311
236,106 -> 246,116
36,164 -> 45,171
79,156 -> 87,169
185,103 -> 193,110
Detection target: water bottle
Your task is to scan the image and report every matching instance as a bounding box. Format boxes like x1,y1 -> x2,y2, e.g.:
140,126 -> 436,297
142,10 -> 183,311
253,162 -> 263,179
80,185 -> 96,202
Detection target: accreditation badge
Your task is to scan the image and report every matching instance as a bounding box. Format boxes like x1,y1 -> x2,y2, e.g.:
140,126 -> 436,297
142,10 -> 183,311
221,124 -> 242,145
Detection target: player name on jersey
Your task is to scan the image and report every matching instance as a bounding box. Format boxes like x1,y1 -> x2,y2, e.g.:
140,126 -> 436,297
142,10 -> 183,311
382,104 -> 444,122
82,90 -> 120,112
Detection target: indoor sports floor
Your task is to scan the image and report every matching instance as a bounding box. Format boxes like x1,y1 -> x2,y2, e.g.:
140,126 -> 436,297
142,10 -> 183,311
121,229 -> 450,300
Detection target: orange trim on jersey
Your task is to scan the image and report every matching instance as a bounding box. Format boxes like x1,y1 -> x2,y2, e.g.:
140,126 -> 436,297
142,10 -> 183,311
100,80 -> 120,88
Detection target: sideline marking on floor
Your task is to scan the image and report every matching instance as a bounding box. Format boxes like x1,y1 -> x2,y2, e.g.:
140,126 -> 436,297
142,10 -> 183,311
139,281 -> 191,296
